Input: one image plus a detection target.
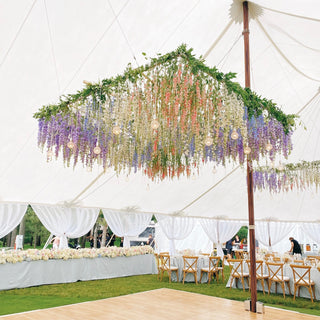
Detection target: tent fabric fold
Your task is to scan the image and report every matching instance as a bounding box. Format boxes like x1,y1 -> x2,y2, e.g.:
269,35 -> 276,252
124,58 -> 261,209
102,209 -> 152,247
32,205 -> 99,249
0,203 -> 28,239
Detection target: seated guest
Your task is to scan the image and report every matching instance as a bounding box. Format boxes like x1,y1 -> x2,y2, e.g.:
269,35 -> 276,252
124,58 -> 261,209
233,235 -> 241,249
226,238 -> 233,259
51,236 -> 60,250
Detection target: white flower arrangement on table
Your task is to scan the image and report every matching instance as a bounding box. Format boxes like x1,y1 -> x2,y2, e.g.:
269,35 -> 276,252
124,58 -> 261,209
281,253 -> 292,264
0,246 -> 154,265
258,248 -> 268,255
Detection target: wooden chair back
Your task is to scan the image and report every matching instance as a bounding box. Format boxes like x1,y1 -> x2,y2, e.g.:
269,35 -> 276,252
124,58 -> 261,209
266,262 -> 284,281
264,253 -> 274,261
290,264 -> 312,286
246,259 -> 264,276
182,256 -> 198,273
305,257 -> 317,267
209,256 -> 220,271
307,255 -> 320,261
159,253 -> 171,271
227,259 -> 244,278
235,251 -> 244,259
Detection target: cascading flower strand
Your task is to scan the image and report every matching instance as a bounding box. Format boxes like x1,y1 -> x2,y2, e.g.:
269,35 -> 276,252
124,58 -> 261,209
34,45 -> 295,181
253,160 -> 320,193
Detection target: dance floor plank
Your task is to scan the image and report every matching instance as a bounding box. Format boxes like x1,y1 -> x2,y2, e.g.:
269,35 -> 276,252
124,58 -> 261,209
1,289 -> 318,319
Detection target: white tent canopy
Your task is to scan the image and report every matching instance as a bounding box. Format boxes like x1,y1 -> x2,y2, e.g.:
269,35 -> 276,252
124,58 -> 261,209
0,0 -> 319,224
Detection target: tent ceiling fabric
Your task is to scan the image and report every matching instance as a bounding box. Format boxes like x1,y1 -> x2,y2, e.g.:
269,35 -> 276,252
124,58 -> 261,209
0,0 -> 319,222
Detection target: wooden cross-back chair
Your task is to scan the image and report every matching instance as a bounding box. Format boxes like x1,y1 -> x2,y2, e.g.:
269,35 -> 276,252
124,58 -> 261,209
246,259 -> 269,294
305,257 -> 317,267
307,255 -> 320,261
159,253 -> 178,283
227,259 -> 249,291
290,264 -> 316,303
200,256 -> 220,284
272,257 -> 281,262
235,250 -> 244,259
154,252 -> 169,279
182,256 -> 198,284
266,262 -> 291,298
217,256 -> 225,282
154,253 -> 160,279
264,253 -> 274,262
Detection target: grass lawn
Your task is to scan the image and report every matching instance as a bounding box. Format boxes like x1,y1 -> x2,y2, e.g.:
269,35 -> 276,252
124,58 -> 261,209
0,267 -> 320,317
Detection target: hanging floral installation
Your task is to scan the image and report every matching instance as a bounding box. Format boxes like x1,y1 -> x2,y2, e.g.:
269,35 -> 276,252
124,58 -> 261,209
34,45 -> 295,181
253,160 -> 320,193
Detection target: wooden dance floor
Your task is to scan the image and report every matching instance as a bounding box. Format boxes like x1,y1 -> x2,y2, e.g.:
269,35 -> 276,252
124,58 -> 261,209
1,289 -> 318,320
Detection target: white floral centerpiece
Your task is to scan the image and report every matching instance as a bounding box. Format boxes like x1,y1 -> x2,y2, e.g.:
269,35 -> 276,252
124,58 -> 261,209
281,253 -> 292,264
0,246 -> 154,265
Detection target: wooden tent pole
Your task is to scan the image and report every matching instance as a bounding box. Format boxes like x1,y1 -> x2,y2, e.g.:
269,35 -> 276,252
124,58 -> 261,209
243,1 -> 257,312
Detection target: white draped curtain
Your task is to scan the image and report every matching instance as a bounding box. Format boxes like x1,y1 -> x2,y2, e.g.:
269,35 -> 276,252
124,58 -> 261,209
200,218 -> 243,258
102,209 -> 152,248
0,203 -> 28,239
32,205 -> 99,249
155,215 -> 195,255
301,223 -> 320,244
255,220 -> 294,251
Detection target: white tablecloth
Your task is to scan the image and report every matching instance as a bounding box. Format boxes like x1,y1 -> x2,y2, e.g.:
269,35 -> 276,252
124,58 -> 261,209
170,255 -> 211,283
226,262 -> 320,300
0,254 -> 157,291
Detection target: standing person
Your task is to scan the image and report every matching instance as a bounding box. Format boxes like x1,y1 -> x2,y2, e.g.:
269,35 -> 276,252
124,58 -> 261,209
147,234 -> 155,248
120,237 -> 124,247
88,235 -> 94,249
289,237 -> 302,255
105,232 -> 111,247
51,236 -> 60,250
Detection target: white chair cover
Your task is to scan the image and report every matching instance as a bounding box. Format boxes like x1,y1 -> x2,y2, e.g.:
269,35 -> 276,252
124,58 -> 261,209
102,209 -> 152,247
32,205 -> 99,249
255,220 -> 294,251
155,215 -> 195,255
200,218 -> 242,258
0,203 -> 28,238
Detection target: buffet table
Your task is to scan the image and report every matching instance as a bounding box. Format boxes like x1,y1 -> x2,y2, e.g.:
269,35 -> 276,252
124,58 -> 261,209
0,254 -> 157,291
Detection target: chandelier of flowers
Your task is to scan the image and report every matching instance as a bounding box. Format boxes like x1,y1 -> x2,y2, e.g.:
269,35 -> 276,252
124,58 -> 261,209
253,160 -> 320,193
34,45 -> 296,181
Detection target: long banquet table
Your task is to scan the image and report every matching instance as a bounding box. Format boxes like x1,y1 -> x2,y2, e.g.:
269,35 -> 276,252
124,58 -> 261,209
0,254 -> 157,291
226,262 -> 320,300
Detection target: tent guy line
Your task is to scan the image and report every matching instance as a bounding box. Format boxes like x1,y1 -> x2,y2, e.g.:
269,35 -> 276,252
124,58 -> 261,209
108,0 -> 139,68
61,0 -> 130,94
256,18 -> 320,83
261,5 -> 320,22
158,0 -> 201,52
0,0 -> 37,69
44,0 -> 61,94
179,165 -> 241,212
